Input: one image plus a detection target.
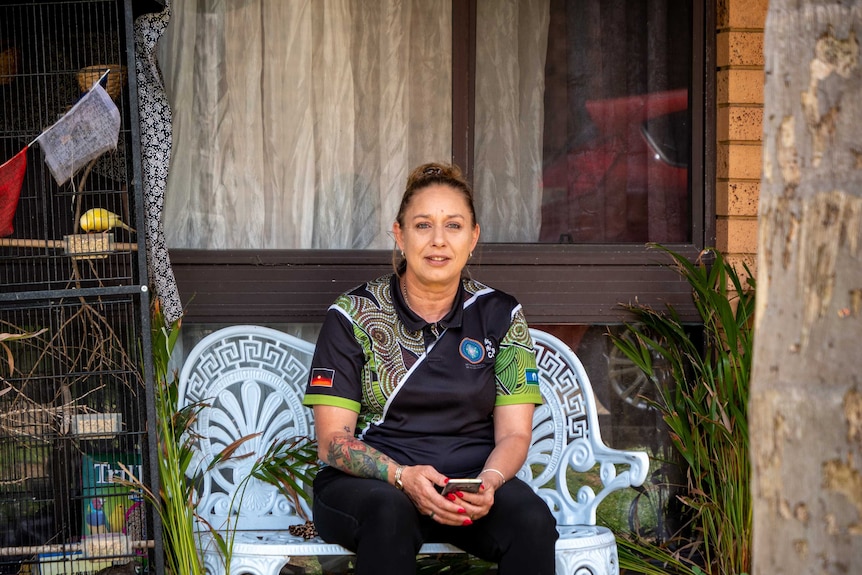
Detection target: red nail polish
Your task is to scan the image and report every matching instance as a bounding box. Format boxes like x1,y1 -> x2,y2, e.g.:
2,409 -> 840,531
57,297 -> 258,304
456,491 -> 464,498
446,493 -> 456,501
444,478 -> 450,484
462,519 -> 473,526
457,508 -> 465,514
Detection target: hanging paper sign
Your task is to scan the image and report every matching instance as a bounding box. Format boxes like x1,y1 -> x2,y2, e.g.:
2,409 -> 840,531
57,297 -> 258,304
36,81 -> 121,186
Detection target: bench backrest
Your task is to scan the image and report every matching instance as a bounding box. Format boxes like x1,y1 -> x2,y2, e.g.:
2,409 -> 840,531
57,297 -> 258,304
178,325 -> 648,531
178,326 -> 316,530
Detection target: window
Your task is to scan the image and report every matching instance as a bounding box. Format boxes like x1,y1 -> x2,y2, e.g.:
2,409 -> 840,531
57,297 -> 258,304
167,0 -> 711,325
537,1 -> 693,244
468,0 -> 694,244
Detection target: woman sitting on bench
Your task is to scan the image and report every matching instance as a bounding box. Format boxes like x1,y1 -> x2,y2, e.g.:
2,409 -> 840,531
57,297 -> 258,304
303,162 -> 558,575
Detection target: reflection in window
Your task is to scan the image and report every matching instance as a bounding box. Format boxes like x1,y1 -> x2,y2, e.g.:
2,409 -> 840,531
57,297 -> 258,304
473,0 -> 692,244
536,0 -> 692,244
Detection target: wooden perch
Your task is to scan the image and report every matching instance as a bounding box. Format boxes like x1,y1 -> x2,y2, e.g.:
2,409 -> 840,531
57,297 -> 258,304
0,236 -> 138,252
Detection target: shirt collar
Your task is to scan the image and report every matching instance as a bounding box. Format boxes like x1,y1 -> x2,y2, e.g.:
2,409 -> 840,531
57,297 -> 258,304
391,274 -> 465,332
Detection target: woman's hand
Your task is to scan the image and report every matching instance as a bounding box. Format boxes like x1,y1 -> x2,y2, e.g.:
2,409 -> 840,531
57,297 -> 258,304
443,479 -> 497,523
399,466 -> 484,526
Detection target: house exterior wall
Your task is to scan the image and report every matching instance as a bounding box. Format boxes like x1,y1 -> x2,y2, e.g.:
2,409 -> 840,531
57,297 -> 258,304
716,0 -> 768,281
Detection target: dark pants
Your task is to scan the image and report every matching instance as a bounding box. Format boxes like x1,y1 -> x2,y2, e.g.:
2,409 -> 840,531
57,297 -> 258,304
312,466 -> 558,575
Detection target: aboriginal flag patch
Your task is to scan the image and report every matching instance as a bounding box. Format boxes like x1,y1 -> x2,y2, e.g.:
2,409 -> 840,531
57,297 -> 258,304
310,368 -> 335,388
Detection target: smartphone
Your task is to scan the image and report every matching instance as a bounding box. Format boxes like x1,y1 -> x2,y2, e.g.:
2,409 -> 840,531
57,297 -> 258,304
440,478 -> 483,496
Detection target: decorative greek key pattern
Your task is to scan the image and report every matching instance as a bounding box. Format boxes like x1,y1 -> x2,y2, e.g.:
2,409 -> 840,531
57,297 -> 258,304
184,334 -> 312,405
518,329 -> 592,491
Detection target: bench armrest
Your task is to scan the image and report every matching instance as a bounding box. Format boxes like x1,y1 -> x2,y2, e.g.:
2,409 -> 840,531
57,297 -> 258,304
526,328 -> 650,527
539,438 -> 649,527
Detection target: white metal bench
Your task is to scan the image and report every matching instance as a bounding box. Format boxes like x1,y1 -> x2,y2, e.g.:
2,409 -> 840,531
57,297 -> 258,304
178,325 -> 649,575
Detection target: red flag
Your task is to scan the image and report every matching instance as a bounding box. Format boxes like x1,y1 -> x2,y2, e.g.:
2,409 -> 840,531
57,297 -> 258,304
0,147 -> 27,237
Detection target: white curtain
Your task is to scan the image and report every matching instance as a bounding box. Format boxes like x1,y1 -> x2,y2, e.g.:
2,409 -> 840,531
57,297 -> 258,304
159,0 -> 548,249
474,0 -> 549,243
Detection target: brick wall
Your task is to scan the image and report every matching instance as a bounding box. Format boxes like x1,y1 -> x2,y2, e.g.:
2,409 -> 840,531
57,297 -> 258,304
715,0 -> 767,282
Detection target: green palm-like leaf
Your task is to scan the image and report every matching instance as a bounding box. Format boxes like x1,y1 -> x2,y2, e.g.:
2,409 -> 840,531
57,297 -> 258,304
609,245 -> 753,575
121,303 -> 324,575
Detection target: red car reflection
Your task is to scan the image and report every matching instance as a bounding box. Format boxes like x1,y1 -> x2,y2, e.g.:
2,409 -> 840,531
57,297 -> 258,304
540,89 -> 690,244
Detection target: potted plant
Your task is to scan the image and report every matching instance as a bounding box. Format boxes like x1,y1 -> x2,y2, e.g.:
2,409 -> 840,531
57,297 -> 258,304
608,245 -> 753,575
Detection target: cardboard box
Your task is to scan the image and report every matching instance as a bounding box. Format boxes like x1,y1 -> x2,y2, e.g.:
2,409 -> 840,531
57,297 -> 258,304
81,453 -> 144,538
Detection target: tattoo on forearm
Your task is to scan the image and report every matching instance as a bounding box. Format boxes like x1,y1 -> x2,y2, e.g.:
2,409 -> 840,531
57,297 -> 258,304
326,436 -> 392,481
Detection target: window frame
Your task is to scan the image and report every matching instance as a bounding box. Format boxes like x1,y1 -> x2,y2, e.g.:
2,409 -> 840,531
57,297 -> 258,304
170,0 -> 714,326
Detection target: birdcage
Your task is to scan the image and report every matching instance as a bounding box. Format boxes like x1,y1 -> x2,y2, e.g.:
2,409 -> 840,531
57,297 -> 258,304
0,2 -> 155,574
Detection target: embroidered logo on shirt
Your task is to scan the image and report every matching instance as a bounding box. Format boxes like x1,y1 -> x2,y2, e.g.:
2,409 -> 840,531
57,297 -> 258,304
526,368 -> 539,386
460,338 -> 485,364
310,368 -> 335,387
484,338 -> 496,359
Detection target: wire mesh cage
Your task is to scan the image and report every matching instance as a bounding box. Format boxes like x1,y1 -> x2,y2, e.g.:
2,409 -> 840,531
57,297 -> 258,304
0,296 -> 149,574
0,2 -> 152,574
1,0 -> 139,293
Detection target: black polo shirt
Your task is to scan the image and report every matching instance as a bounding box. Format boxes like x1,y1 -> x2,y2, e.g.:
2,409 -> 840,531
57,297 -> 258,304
303,274 -> 541,477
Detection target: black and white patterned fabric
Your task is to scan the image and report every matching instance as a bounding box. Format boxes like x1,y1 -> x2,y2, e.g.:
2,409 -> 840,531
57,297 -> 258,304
134,1 -> 182,325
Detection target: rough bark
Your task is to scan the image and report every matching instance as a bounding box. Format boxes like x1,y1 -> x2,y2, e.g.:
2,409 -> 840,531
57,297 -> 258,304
753,2 -> 862,574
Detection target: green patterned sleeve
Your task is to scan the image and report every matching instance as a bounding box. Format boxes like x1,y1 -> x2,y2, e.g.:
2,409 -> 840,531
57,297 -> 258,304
494,309 -> 543,406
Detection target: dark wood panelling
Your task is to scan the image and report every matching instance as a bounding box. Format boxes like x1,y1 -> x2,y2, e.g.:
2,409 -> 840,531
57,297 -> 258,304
170,245 -> 700,325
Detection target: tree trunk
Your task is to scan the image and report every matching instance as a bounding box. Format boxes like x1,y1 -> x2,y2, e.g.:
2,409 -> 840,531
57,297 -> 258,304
753,2 -> 862,574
